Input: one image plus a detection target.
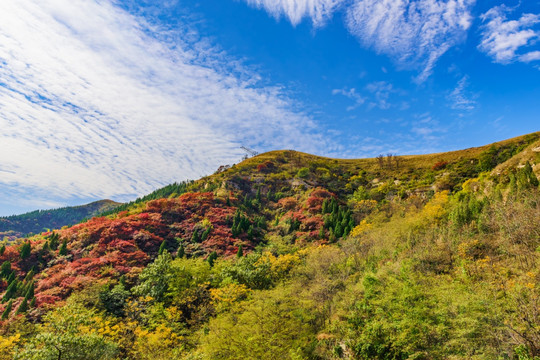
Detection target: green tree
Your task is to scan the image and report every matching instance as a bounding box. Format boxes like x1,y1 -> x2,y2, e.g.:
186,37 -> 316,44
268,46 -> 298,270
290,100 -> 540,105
58,239 -> 68,256
202,287 -> 317,359
20,242 -> 31,260
1,299 -> 12,319
133,251 -> 172,303
2,279 -> 18,302
207,251 -> 218,267
0,261 -> 11,278
99,283 -> 130,317
15,298 -> 28,315
236,244 -> 244,258
158,240 -> 167,255
14,302 -> 118,360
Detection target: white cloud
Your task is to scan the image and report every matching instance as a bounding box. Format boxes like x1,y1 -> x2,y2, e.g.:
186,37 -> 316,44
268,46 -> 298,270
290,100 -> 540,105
243,0 -> 475,81
332,87 -> 366,110
0,0 -> 325,213
242,0 -> 344,26
333,81 -> 406,111
479,5 -> 540,64
448,75 -> 476,110
346,0 -> 474,82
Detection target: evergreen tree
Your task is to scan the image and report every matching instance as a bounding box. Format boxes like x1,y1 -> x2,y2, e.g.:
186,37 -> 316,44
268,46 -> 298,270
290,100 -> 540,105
0,261 -> 11,278
201,227 -> 212,241
49,233 -> 59,250
2,280 -> 17,302
24,282 -> 34,300
6,272 -> 15,285
15,298 -> 28,315
1,299 -> 12,320
237,244 -> 243,258
256,188 -> 261,203
158,240 -> 167,255
19,242 -> 31,260
58,239 -> 68,256
207,251 -> 218,267
177,244 -> 185,258
191,230 -> 200,243
29,296 -> 36,308
0,244 -> 5,256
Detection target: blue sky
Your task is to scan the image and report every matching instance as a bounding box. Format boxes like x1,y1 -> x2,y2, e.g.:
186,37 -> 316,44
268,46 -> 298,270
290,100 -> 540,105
0,0 -> 539,216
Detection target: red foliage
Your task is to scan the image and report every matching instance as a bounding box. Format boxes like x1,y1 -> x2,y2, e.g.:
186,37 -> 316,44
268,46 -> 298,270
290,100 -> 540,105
1,191 -> 255,308
278,197 -> 298,210
432,160 -> 448,171
257,161 -> 275,173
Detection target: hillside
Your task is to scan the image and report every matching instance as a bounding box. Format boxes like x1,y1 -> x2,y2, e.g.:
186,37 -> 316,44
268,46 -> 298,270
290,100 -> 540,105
0,200 -> 122,240
0,132 -> 538,359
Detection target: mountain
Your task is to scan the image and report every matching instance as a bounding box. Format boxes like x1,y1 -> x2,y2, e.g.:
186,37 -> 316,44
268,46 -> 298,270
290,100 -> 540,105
0,200 -> 122,240
0,132 -> 538,359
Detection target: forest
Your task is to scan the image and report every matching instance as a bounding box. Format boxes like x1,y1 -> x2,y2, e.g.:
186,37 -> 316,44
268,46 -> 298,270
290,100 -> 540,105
0,132 -> 538,359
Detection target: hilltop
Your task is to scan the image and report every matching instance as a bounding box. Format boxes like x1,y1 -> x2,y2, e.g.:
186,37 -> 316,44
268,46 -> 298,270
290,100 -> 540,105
0,200 -> 122,240
0,131 -> 538,359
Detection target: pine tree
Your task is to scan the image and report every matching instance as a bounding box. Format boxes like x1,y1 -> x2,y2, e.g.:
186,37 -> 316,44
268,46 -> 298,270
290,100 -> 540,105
29,297 -> 36,308
24,282 -> 34,300
201,227 -> 212,241
207,251 -> 218,267
0,261 -> 11,278
0,244 -> 5,256
6,272 -> 15,285
49,233 -> 59,250
19,242 -> 31,260
58,239 -> 68,256
256,188 -> 261,203
15,298 -> 28,315
158,241 -> 167,255
2,280 -> 17,302
1,299 -> 12,320
191,230 -> 200,243
177,244 -> 185,258
236,244 -> 243,258
23,270 -> 35,283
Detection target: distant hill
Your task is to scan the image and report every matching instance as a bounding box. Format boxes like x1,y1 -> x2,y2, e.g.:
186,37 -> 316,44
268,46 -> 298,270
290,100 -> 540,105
0,200 -> 122,239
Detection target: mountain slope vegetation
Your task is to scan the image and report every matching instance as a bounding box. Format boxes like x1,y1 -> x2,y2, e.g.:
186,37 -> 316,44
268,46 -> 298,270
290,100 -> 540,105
0,132 -> 539,359
0,200 -> 122,240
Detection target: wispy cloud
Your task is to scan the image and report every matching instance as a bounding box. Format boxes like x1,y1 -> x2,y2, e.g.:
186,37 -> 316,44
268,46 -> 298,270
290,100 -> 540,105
447,75 -> 476,111
243,0 -> 475,81
479,5 -> 540,64
346,0 -> 474,82
332,87 -> 365,110
242,0 -> 344,26
0,0 -> 325,213
333,81 -> 405,110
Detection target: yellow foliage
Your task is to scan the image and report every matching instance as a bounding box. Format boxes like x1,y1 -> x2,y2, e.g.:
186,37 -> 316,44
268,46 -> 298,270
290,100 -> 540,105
420,191 -> 449,221
0,334 -> 20,360
458,239 -> 480,259
210,283 -> 250,306
200,218 -> 213,229
132,324 -> 182,359
350,220 -> 373,237
461,178 -> 480,193
254,251 -> 302,279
